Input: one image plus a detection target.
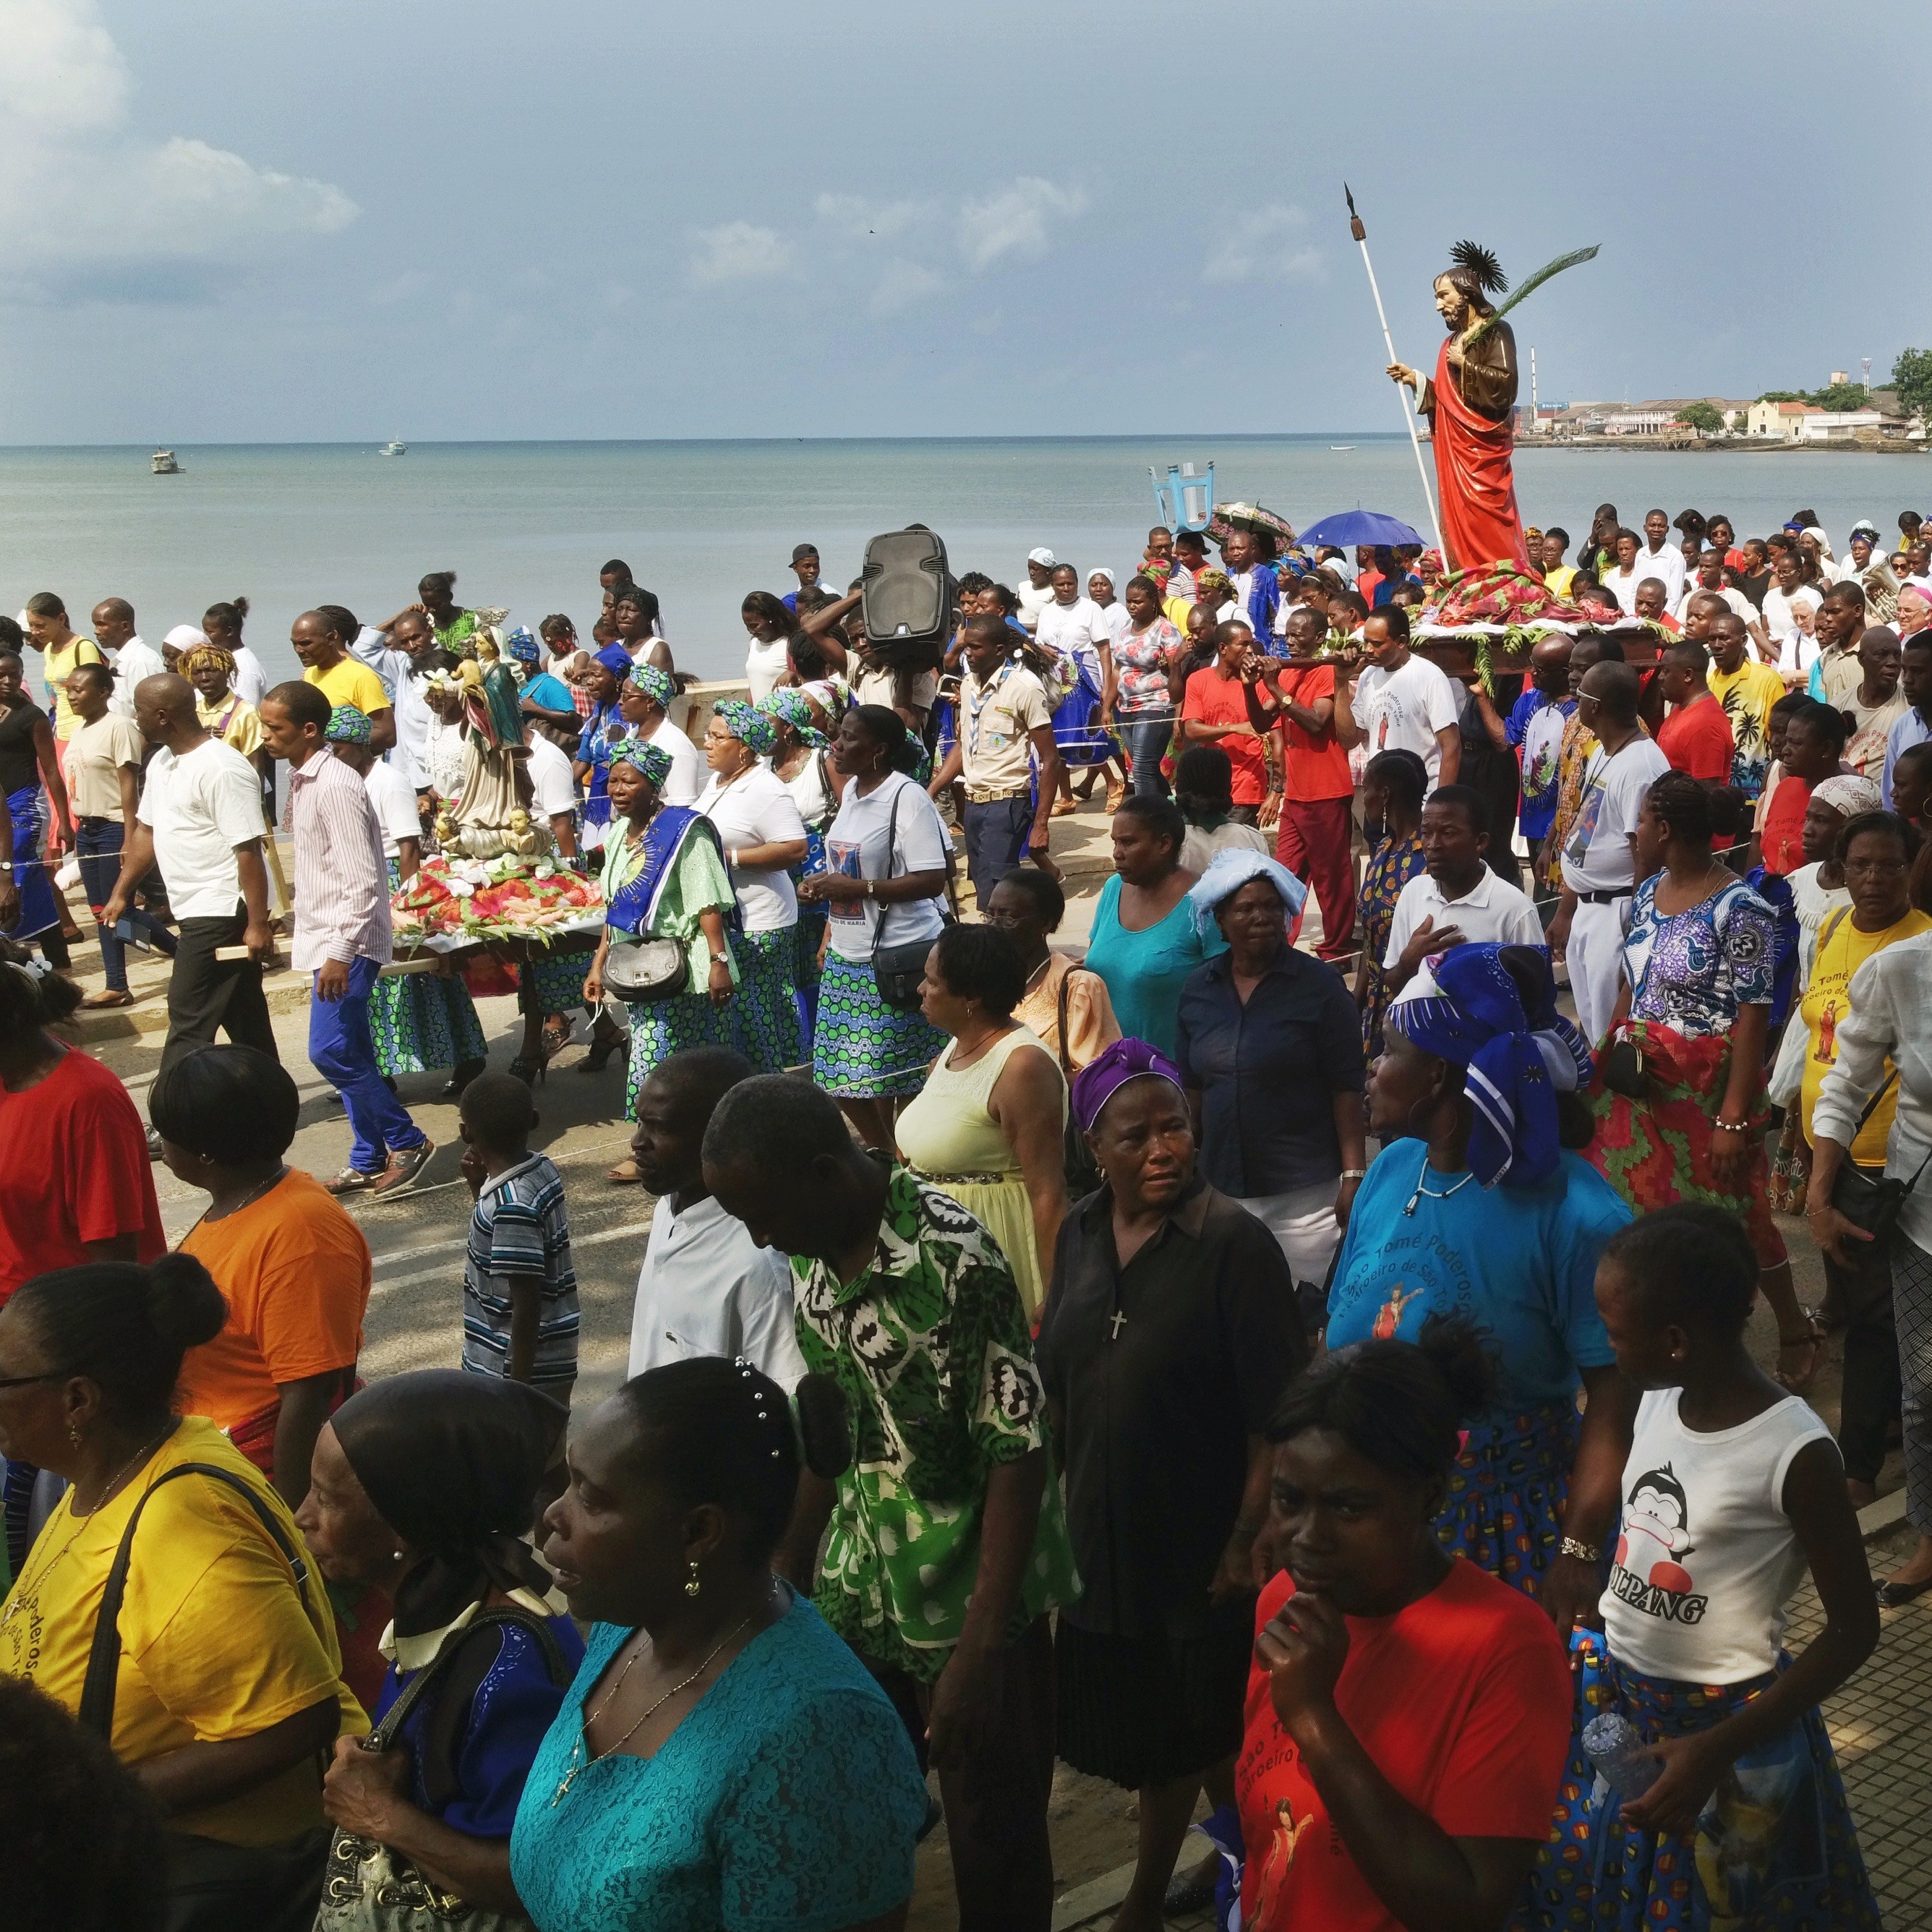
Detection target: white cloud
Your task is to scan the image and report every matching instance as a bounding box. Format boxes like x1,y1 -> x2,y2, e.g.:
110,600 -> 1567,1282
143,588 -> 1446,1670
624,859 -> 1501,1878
0,0 -> 356,299
813,193 -> 937,241
687,220 -> 795,288
869,261 -> 945,316
1205,205 -> 1324,284
958,177 -> 1087,270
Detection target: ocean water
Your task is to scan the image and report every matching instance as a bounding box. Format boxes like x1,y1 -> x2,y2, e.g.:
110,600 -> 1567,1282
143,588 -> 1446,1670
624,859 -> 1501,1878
1,437 -> 1924,685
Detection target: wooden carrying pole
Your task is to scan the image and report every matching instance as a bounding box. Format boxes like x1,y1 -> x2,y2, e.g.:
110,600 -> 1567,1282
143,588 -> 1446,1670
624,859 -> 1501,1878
1344,184 -> 1445,555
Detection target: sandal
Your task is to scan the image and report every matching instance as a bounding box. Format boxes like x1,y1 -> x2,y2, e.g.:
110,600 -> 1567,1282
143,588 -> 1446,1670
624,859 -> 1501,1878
1774,1317 -> 1828,1395
80,988 -> 135,1009
607,1158 -> 644,1184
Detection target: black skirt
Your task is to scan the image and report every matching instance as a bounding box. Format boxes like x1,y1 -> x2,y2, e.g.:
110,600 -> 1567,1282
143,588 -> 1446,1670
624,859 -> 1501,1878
1053,1600 -> 1253,1790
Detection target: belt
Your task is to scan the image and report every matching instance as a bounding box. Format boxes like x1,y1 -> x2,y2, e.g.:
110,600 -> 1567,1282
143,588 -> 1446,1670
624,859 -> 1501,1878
907,1163 -> 1018,1188
965,787 -> 1030,805
77,814 -> 115,828
1578,889 -> 1629,905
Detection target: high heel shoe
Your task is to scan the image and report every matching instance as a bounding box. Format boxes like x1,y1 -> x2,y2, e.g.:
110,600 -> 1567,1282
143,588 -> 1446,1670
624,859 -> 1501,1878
508,1053 -> 550,1087
441,1056 -> 488,1098
576,1035 -> 628,1075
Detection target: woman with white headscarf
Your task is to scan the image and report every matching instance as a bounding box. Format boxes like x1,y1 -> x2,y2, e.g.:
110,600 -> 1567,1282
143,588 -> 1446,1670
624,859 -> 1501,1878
1174,850 -> 1365,1297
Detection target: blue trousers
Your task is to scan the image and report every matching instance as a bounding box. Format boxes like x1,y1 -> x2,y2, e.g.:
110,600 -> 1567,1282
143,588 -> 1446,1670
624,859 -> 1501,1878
309,955 -> 427,1173
76,817 -> 175,991
1121,714 -> 1174,798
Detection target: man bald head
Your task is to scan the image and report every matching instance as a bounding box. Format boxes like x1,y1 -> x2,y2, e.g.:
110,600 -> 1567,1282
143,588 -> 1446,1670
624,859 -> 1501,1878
131,672 -> 199,748
289,608 -> 349,672
90,598 -> 135,649
1707,610 -> 1750,674
1578,658 -> 1641,726
389,607 -> 440,664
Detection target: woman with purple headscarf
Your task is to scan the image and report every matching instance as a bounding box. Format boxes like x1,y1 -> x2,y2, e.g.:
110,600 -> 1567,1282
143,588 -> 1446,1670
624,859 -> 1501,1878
1035,1037 -> 1306,1931
1325,943 -> 1636,1638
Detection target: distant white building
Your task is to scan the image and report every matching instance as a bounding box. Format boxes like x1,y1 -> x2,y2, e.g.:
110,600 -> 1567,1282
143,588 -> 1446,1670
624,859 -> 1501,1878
1602,409 -> 1675,435
1795,410 -> 1910,443
1746,399 -> 1821,440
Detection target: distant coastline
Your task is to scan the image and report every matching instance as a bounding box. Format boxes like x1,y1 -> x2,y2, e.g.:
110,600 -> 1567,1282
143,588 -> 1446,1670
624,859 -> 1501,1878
1524,437 -> 1928,457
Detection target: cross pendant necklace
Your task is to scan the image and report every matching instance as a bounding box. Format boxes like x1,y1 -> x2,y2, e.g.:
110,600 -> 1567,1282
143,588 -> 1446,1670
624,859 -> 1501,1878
1108,1308 -> 1127,1341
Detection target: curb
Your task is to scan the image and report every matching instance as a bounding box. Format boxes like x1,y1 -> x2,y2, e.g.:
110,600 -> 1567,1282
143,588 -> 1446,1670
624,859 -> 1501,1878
1858,1486 -> 1910,1545
69,970 -> 314,1046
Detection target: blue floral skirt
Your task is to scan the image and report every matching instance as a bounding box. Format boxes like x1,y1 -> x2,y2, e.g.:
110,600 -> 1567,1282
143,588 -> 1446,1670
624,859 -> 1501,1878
4,783 -> 56,941
1438,1400 -> 1579,1594
622,991 -> 735,1119
1510,1633 -> 1881,1931
730,927 -> 802,1073
811,952 -> 944,1099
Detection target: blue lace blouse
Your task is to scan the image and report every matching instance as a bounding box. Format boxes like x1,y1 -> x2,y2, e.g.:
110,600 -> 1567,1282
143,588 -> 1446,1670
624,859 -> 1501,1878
509,1587 -> 927,1931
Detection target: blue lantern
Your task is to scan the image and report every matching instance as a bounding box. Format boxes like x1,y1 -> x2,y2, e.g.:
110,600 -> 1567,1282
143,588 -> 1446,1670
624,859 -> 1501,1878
1150,461 -> 1215,534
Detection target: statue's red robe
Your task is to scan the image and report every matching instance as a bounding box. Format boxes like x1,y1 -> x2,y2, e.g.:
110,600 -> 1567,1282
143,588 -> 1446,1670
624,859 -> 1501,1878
1419,328 -> 1530,573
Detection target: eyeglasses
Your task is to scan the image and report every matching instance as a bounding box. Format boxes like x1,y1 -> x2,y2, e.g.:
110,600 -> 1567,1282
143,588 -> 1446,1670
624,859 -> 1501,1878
0,1367 -> 78,1391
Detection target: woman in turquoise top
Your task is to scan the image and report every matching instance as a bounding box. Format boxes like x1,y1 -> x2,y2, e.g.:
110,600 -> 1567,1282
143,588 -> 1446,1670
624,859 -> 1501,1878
510,1356 -> 927,1932
1082,795 -> 1226,1058
581,738 -> 739,1137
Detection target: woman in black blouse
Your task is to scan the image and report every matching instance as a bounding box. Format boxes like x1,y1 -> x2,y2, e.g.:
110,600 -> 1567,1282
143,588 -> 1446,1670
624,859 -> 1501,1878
1036,1037 -> 1306,1932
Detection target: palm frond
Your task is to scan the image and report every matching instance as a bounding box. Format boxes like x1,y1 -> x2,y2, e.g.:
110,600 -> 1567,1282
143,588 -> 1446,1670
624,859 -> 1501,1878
1463,245 -> 1600,347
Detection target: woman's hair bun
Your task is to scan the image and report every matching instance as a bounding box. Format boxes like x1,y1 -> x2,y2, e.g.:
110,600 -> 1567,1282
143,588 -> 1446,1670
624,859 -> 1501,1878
1414,1311 -> 1497,1417
141,1253 -> 228,1353
794,1372 -> 852,1481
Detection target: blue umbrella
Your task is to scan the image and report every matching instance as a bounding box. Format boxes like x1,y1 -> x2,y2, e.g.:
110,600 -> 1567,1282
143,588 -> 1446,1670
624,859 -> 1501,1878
1296,510 -> 1424,551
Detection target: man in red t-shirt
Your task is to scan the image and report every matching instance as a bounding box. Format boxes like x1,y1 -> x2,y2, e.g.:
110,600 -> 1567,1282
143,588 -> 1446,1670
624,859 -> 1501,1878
1654,636 -> 1735,783
1249,606 -> 1356,957
1181,622 -> 1270,817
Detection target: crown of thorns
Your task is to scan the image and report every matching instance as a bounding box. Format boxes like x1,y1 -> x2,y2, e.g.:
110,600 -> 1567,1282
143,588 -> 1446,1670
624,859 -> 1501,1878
1447,240 -> 1508,294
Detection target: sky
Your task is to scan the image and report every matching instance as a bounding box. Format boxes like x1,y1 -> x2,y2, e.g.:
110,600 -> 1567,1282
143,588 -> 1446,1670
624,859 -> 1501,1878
0,0 -> 1922,444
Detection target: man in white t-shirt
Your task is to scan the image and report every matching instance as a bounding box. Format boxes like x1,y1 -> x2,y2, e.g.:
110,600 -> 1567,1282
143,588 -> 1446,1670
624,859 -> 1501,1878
1382,785 -> 1545,1005
1550,661 -> 1672,1043
1636,508 -> 1688,610
101,673 -> 277,1080
1335,607 -> 1462,789
1016,549 -> 1058,632
90,599 -> 166,721
525,729 -> 581,855
627,1048 -> 807,1385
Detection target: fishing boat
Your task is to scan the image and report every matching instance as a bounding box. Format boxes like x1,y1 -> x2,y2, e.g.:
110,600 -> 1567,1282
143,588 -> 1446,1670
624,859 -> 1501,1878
150,448 -> 180,474
379,438 -> 407,456
1329,444 -> 1355,451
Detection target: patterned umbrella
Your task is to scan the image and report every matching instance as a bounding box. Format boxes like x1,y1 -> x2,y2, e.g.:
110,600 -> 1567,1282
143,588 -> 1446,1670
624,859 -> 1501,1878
1208,501 -> 1298,545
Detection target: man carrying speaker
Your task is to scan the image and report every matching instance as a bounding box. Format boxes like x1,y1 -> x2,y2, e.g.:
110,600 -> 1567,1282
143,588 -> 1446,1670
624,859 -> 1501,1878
929,615 -> 1061,907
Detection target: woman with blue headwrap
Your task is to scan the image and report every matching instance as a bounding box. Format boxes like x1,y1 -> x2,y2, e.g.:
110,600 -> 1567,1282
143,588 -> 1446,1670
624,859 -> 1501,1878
571,646 -> 633,842
758,688 -> 840,1041
1323,942 -> 1637,1636
581,738 -> 740,1162
696,701 -> 808,1072
1174,850 -> 1366,1302
325,706 -> 488,1093
505,625 -> 579,740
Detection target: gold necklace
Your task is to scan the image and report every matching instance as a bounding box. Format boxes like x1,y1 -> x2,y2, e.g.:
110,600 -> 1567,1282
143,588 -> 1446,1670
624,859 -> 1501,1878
0,1425 -> 173,1629
550,1598 -> 763,1805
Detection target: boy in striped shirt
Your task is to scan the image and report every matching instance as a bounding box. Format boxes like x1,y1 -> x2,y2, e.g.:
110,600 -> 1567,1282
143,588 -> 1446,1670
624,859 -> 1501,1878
458,1073 -> 578,1397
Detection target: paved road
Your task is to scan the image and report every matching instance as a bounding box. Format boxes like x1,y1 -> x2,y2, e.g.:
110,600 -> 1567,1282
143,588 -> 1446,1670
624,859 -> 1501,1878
93,992 -> 657,1405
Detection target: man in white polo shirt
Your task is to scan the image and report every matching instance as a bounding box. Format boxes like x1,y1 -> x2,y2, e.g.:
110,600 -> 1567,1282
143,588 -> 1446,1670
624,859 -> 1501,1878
627,1047 -> 805,1387
1550,659 -> 1672,1044
1382,785 -> 1544,1004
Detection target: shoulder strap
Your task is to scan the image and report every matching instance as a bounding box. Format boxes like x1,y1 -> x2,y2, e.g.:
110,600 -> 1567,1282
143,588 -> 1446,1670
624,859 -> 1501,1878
366,1606 -> 571,1754
79,1461 -> 320,1741
1818,906 -> 1852,954
868,782 -> 905,970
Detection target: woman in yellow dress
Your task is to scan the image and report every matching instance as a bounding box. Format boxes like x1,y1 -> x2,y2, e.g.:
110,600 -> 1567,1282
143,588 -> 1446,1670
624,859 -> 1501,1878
894,923 -> 1069,1316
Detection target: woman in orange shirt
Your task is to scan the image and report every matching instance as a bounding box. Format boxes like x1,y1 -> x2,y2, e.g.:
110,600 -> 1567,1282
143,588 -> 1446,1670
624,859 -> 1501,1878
152,1044 -> 371,1510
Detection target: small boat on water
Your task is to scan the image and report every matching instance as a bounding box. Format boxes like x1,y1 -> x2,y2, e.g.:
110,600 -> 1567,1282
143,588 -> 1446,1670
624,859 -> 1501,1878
150,448 -> 180,474
1329,444 -> 1355,451
379,438 -> 408,456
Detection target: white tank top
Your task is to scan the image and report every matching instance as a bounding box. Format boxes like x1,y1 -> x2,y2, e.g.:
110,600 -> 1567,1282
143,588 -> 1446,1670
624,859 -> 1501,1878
1600,1387 -> 1835,1684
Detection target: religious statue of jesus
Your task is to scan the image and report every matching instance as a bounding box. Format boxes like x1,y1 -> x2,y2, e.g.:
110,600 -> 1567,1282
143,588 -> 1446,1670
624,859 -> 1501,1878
1386,241 -> 1530,576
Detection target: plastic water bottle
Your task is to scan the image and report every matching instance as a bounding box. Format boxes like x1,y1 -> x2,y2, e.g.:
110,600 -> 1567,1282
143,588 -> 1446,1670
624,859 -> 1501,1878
1581,1711 -> 1662,1799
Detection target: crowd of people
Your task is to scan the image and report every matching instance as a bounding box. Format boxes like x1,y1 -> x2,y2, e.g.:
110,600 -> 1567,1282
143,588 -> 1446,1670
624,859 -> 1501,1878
1,500 -> 1928,1932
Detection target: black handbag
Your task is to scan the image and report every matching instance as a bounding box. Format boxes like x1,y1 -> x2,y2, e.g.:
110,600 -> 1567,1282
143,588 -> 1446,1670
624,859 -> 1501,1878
869,782 -> 949,1010
1829,1071 -> 1932,1242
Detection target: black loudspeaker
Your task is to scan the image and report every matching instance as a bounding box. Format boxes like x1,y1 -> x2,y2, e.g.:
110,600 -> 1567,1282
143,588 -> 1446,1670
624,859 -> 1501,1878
862,527 -> 953,667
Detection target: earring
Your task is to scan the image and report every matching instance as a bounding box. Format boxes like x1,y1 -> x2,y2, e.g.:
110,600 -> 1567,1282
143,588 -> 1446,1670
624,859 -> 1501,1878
685,1559 -> 701,1599
68,1423 -> 81,1448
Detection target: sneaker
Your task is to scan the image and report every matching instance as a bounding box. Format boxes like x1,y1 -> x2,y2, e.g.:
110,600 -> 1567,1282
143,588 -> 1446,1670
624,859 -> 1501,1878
368,1140 -> 436,1198
325,1165 -> 383,1195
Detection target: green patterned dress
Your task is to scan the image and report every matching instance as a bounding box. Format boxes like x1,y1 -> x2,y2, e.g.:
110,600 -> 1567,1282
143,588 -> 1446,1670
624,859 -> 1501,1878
790,1167 -> 1080,1681
373,860 -> 490,1076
